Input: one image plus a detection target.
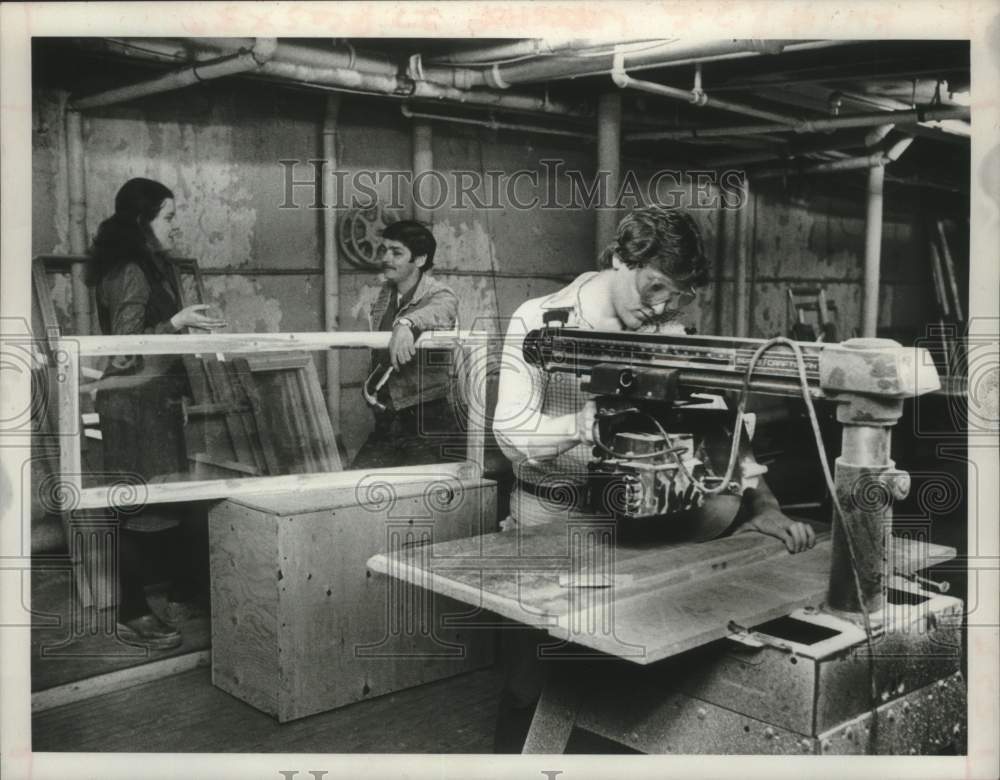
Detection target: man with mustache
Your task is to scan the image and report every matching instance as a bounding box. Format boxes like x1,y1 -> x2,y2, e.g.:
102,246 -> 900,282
352,220 -> 461,469
490,206 -> 815,751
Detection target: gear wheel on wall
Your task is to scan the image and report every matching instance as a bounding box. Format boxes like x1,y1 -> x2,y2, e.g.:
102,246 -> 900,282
338,202 -> 398,269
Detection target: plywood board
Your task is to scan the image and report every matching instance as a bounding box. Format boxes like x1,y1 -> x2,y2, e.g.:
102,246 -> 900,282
367,522 -> 956,665
209,478 -> 498,722
208,501 -> 280,718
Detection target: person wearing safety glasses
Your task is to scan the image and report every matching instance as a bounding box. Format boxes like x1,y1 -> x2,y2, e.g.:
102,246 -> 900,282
490,206 -> 815,752
353,220 -> 462,470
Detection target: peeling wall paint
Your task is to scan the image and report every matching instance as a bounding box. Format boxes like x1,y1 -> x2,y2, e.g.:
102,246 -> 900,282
32,91 -> 71,255
202,276 -> 284,333
32,76 -> 947,462
84,115 -> 258,267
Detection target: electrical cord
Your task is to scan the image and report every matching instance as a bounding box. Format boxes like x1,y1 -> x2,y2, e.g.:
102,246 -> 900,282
587,336 -> 880,747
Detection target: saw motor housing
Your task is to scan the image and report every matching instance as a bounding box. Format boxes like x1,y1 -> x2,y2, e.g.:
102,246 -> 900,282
583,363 -> 766,523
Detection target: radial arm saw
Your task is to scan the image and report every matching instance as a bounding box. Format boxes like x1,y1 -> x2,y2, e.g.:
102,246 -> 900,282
516,313 -> 965,754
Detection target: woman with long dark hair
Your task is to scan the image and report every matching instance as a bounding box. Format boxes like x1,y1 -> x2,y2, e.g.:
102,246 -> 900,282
90,177 -> 225,649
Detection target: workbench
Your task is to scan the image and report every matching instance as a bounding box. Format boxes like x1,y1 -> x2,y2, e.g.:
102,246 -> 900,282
367,519 -> 963,753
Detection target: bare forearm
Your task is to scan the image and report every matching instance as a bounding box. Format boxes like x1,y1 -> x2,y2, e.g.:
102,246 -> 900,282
747,477 -> 782,517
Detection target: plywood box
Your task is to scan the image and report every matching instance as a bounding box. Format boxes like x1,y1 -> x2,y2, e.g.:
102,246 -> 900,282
208,476 -> 497,722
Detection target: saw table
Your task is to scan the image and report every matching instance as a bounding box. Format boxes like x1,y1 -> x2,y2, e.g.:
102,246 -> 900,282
367,519 -> 963,753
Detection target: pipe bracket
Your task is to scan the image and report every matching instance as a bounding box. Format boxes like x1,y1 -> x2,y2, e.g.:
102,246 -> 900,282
487,63 -> 511,90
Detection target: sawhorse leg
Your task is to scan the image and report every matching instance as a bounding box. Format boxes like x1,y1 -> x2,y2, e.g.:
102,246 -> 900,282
522,666 -> 581,754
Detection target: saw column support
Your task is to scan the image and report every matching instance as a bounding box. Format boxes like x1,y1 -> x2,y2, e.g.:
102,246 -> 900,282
821,340 -> 914,618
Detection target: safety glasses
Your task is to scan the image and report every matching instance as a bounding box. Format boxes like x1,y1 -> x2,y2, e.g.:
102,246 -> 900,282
635,268 -> 698,308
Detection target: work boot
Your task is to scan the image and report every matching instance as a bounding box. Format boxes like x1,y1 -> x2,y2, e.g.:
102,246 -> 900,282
117,613 -> 183,650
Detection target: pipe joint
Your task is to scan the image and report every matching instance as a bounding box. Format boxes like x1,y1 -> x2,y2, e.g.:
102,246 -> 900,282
249,37 -> 279,66
394,76 -> 418,98
610,47 -> 631,90
407,54 -> 425,82
690,89 -> 708,106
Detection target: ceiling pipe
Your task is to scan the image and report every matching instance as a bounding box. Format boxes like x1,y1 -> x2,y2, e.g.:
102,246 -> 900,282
258,60 -> 587,116
65,110 -> 92,336
753,135 -> 914,179
194,37 -> 400,77
69,37 -> 590,117
734,176 -> 751,337
120,36 -> 488,90
192,37 -> 488,89
595,92 -> 623,263
427,37 -> 659,65
625,106 -> 971,141
490,39 -> 805,86
400,104 -> 595,139
611,52 -> 802,126
862,165 -> 886,338
322,95 -> 342,429
70,38 -> 278,110
411,120 -> 434,223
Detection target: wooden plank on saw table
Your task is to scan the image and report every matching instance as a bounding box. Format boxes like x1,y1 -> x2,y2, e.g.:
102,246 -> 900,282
556,535 -> 956,664
368,526 -> 956,665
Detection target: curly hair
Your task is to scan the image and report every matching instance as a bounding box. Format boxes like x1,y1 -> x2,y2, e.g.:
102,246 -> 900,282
599,206 -> 709,288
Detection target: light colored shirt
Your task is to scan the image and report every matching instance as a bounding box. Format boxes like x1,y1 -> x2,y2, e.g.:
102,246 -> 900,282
493,272 -> 688,489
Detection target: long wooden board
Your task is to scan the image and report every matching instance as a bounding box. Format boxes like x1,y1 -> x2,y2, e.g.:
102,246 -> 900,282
366,522 -> 956,665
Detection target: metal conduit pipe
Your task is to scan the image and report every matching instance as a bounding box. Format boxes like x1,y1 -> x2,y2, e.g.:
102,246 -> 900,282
322,95 -> 342,427
65,110 -> 92,336
411,121 -> 434,222
68,37 -> 589,116
626,106 -> 971,141
753,136 -> 915,179
258,60 -> 587,115
862,163 -> 885,338
595,93 -> 623,262
427,37 -> 658,65
492,38 -> 800,85
611,59 -> 801,126
193,37 -> 400,77
193,36 -> 487,89
734,177 -> 750,337
400,104 -> 595,139
70,38 -> 278,110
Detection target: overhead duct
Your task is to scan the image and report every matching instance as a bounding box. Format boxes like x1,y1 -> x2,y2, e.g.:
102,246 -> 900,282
612,56 -> 802,126
70,38 -> 278,110
626,106 -> 971,141
68,37 -> 588,117
400,104 -> 594,139
488,39 -> 799,86
258,60 -> 587,115
427,37 -> 659,65
75,37 -> 854,98
753,135 -> 914,178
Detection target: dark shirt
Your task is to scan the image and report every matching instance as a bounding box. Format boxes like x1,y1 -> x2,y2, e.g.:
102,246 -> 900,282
373,282 -> 419,407
377,283 -> 418,333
